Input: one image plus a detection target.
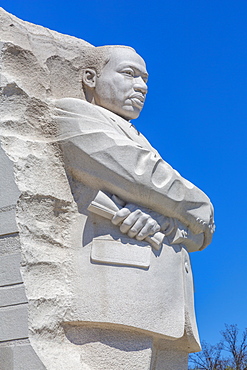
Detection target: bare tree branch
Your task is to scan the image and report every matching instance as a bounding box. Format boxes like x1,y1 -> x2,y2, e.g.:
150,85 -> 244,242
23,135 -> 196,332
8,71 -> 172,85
221,324 -> 247,370
189,325 -> 247,370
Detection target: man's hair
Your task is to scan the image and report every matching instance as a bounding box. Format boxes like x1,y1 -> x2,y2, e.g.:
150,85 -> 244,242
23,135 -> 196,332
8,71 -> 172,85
81,45 -> 136,77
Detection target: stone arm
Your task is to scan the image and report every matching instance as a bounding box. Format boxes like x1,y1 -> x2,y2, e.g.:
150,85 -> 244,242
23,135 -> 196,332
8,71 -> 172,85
88,191 -> 206,252
53,98 -> 214,250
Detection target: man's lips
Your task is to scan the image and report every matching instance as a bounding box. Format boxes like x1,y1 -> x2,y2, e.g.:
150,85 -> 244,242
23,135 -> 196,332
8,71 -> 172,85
129,94 -> 146,108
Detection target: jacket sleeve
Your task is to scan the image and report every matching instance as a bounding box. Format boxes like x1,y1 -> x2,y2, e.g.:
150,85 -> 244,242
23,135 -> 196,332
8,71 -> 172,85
53,98 -> 215,247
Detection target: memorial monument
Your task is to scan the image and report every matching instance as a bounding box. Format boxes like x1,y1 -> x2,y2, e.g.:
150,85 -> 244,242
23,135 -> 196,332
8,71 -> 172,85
0,8 -> 215,369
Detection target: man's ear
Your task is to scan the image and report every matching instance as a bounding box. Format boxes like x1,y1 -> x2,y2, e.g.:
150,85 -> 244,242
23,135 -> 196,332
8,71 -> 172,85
82,68 -> 97,88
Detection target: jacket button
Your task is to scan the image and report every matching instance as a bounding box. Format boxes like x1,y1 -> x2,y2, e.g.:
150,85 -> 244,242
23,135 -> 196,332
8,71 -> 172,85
185,262 -> 189,273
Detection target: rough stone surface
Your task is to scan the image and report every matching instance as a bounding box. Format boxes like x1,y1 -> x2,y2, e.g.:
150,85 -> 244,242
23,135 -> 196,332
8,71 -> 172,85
0,7 -> 215,370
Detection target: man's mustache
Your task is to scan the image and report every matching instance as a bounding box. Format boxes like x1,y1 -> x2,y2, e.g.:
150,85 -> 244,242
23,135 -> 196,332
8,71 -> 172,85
129,93 -> 146,103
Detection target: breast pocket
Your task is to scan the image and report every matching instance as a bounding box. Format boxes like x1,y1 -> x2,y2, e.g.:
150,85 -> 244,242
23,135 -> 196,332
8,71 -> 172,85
91,237 -> 151,269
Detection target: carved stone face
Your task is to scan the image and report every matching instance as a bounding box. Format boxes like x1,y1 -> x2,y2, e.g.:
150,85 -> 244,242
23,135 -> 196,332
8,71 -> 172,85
93,47 -> 148,120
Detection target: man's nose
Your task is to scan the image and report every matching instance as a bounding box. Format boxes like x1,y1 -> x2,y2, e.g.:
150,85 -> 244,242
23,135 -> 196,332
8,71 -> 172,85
134,77 -> 148,94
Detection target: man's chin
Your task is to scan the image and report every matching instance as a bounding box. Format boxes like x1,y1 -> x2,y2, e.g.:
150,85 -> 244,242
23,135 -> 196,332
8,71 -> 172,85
119,106 -> 142,121
97,103 -> 142,121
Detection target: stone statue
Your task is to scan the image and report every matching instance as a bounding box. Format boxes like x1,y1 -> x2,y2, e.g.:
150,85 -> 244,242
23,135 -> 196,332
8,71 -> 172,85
0,8 -> 214,370
52,45 -> 215,369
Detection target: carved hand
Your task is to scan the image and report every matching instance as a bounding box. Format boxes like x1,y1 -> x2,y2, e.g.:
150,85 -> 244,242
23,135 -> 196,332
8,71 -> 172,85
111,204 -> 162,241
88,191 -> 205,251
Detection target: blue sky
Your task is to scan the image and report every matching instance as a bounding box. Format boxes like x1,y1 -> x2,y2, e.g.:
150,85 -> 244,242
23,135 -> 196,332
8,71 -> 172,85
1,0 -> 247,346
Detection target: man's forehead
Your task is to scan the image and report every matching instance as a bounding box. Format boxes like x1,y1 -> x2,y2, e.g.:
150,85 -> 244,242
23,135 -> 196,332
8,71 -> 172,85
108,48 -> 147,73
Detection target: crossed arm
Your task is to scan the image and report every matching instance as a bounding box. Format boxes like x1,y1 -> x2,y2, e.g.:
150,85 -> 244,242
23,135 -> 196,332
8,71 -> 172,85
54,98 -> 215,250
110,198 -> 205,251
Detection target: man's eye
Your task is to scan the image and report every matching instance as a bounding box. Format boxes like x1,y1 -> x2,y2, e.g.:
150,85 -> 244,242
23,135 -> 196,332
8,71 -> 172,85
122,70 -> 134,76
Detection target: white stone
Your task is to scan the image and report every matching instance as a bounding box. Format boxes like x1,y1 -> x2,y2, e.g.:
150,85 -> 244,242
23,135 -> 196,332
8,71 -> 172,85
0,144 -> 20,236
0,343 -> 45,370
0,304 -> 28,341
0,284 -> 27,307
0,234 -> 21,257
0,7 -> 215,370
0,253 -> 22,286
0,207 -> 18,236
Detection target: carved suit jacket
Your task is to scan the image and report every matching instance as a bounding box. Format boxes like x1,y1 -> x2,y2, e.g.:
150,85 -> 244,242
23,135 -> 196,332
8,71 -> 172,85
53,97 -> 214,351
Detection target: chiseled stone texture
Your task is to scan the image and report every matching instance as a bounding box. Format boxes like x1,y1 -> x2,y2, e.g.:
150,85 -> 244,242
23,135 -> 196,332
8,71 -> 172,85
64,325 -> 153,370
0,7 -> 88,369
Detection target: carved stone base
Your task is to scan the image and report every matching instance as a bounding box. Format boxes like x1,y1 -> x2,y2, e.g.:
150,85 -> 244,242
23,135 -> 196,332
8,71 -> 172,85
61,324 -> 189,370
